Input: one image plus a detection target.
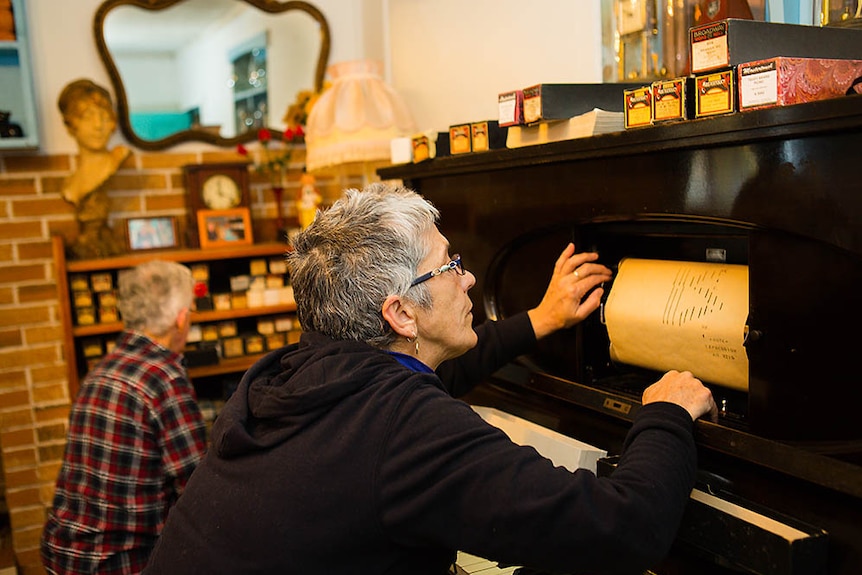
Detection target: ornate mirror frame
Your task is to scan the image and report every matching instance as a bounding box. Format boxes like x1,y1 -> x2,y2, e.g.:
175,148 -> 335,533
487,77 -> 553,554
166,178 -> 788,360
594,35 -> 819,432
93,0 -> 331,150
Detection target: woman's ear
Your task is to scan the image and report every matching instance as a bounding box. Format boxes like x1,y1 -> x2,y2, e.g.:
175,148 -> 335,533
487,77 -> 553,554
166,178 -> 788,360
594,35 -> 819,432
381,295 -> 416,339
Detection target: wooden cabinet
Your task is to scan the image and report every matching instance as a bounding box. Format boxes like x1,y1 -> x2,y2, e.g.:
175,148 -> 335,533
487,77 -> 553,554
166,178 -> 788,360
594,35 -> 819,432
0,0 -> 39,150
53,236 -> 297,398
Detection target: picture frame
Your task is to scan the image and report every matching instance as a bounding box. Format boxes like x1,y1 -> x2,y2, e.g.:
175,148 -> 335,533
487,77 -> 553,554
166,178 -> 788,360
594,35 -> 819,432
126,216 -> 179,251
197,208 -> 254,249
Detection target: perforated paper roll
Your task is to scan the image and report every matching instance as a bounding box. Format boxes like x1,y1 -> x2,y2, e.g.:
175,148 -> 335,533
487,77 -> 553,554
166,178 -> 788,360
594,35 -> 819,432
605,258 -> 749,391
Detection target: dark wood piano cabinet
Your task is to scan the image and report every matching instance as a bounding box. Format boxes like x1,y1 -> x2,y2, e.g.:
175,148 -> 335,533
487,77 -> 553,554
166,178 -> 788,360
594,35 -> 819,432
380,95 -> 862,575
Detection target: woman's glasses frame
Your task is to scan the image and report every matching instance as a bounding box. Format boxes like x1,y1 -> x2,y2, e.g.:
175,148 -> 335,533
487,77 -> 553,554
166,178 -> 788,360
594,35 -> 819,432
410,255 -> 464,287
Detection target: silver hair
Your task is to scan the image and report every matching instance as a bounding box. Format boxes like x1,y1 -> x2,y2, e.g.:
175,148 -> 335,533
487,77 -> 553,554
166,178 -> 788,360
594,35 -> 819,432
117,260 -> 194,337
287,182 -> 440,348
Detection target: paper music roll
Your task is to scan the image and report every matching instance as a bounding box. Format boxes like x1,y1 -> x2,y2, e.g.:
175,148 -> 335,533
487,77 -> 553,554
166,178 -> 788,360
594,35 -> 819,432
604,258 -> 749,391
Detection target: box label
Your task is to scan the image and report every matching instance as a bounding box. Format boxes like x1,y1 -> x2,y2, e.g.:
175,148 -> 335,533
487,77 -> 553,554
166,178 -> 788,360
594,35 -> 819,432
498,91 -> 522,127
691,21 -> 729,73
449,124 -> 471,154
624,87 -> 652,128
652,79 -> 685,121
695,71 -> 735,117
739,60 -> 778,109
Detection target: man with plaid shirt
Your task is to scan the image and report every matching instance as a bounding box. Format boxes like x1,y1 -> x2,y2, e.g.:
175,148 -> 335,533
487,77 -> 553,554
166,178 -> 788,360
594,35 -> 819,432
41,260 -> 207,574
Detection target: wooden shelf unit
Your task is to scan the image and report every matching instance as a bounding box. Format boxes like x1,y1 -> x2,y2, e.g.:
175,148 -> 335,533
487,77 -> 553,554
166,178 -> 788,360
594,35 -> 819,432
53,236 -> 296,397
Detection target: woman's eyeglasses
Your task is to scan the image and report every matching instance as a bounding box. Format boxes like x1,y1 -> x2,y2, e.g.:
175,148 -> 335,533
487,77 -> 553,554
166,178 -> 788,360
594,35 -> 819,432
410,255 -> 464,286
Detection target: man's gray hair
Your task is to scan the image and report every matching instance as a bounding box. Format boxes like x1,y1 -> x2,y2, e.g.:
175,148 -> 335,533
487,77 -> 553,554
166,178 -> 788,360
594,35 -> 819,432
117,260 -> 194,337
287,182 -> 440,348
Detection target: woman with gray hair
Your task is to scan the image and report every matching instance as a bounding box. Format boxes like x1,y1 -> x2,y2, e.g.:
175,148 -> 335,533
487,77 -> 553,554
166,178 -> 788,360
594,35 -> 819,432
146,183 -> 716,575
43,260 -> 207,575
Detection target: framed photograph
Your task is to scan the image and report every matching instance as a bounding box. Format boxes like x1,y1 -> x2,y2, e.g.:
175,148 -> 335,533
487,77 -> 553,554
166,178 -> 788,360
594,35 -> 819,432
197,208 -> 254,249
126,216 -> 179,251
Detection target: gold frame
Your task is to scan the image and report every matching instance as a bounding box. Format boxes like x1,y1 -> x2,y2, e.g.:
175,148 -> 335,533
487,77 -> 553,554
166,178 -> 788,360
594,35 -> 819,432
197,208 -> 254,249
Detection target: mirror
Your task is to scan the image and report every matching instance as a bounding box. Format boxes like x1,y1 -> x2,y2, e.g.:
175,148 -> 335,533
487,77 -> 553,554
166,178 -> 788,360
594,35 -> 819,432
94,0 -> 330,150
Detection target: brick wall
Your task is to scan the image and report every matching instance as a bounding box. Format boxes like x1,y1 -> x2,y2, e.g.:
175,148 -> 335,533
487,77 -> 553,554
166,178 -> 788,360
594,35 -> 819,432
0,146 -> 357,575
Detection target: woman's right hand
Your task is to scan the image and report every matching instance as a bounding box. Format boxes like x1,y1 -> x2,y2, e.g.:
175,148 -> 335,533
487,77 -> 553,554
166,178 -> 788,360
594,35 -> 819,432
642,370 -> 718,422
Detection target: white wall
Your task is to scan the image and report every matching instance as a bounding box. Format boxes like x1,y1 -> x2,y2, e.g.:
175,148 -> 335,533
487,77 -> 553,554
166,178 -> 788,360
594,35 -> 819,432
23,0 -> 600,153
386,0 -> 603,133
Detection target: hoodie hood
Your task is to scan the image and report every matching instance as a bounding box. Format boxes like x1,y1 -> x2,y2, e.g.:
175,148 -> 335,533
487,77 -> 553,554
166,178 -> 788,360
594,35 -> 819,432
211,332 -> 410,458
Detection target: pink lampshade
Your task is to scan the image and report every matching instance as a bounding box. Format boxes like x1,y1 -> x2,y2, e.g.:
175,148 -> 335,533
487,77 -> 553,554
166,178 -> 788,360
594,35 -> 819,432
305,59 -> 417,173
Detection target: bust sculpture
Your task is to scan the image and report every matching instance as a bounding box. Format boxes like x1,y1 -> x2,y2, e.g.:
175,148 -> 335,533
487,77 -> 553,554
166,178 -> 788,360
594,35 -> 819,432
58,79 -> 130,258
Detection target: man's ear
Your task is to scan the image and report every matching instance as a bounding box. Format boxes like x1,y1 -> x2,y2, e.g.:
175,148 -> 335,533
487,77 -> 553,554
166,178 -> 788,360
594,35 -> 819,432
381,295 -> 416,338
176,306 -> 189,330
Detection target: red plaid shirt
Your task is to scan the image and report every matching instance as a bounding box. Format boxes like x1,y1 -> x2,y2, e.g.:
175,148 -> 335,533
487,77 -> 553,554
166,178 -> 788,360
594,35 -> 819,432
41,331 -> 207,574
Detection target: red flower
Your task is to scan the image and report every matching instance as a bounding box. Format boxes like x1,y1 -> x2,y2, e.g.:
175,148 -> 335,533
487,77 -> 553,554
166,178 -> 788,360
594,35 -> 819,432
236,143 -> 248,156
294,125 -> 305,138
194,282 -> 208,298
258,128 -> 272,144
284,127 -> 296,141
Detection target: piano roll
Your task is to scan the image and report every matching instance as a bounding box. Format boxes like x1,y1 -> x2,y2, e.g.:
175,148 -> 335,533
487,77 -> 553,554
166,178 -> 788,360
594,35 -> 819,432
604,258 -> 749,391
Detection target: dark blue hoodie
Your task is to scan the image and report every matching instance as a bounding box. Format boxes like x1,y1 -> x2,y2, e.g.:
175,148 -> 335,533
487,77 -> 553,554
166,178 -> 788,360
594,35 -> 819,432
145,312 -> 697,574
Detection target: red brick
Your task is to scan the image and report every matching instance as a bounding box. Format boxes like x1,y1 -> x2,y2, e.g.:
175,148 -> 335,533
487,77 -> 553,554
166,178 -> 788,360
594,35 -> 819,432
3,467 -> 38,488
0,177 -> 37,196
0,389 -> 30,409
10,506 -> 46,530
29,365 -> 66,384
0,408 -> 33,428
12,197 -> 74,217
0,345 -> 56,368
4,447 -> 37,468
31,383 -> 67,404
0,328 -> 22,348
35,422 -> 65,443
1,427 -> 35,448
11,524 -> 43,551
33,405 -> 69,424
140,153 -> 199,169
2,154 -> 70,173
18,284 -> 58,303
0,370 -> 26,389
24,325 -> 63,344
37,443 -> 65,462
0,221 -> 43,240
0,306 -> 51,327
17,241 -> 53,260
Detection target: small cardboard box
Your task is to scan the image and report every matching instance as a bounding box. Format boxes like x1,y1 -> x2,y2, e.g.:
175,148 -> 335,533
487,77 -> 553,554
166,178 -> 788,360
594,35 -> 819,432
470,120 -> 506,152
98,306 -> 119,323
497,90 -> 524,127
738,57 -> 862,111
695,69 -> 737,118
90,272 -> 113,292
222,336 -> 245,359
411,133 -> 435,162
449,123 -> 472,154
623,86 -> 652,129
651,77 -> 695,123
690,18 -> 862,75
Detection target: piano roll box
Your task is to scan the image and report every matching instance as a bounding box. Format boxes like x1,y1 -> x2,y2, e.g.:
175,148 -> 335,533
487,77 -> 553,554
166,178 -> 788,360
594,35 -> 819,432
690,18 -> 862,75
521,83 -> 642,124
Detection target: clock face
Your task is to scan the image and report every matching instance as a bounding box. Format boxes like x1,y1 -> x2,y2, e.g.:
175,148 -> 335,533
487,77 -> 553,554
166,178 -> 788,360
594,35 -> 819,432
202,174 -> 241,210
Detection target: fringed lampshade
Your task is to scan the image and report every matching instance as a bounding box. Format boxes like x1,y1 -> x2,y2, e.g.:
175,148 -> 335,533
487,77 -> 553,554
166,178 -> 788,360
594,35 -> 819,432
305,59 -> 417,175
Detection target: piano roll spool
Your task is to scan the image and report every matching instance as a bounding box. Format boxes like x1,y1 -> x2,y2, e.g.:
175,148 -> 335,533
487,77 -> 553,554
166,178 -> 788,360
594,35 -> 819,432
604,258 -> 750,392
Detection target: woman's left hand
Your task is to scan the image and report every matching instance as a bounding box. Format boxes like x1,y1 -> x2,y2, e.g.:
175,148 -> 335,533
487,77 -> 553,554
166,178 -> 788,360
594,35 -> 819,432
527,243 -> 613,340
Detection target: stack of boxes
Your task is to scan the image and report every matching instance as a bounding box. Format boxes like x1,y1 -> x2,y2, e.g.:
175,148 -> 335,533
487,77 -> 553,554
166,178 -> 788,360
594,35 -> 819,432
625,18 -> 862,128
186,256 -> 299,365
73,256 -> 301,374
